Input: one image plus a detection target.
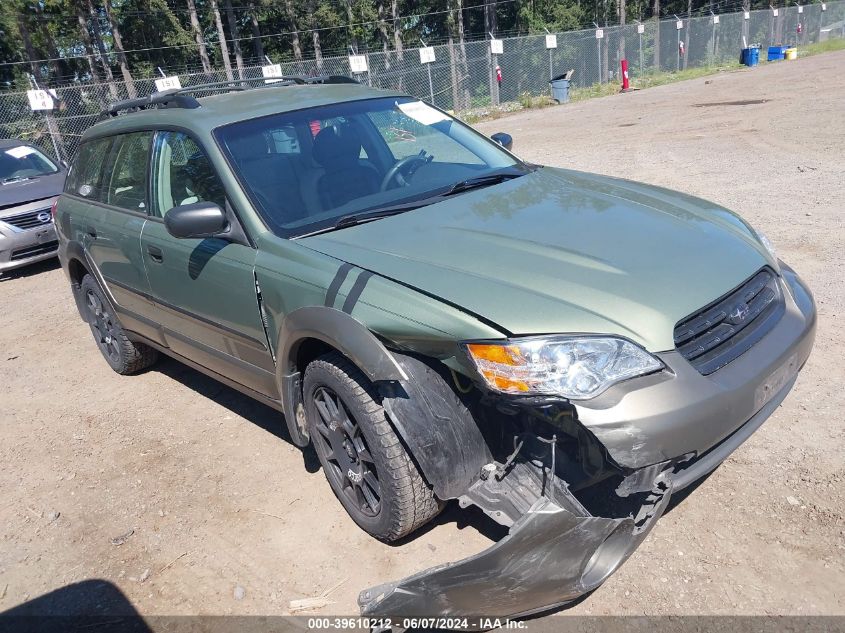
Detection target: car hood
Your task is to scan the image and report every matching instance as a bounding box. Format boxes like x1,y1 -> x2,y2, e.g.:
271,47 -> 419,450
0,171 -> 65,209
299,167 -> 773,352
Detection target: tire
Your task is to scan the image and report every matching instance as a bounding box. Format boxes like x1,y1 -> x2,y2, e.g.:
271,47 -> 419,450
303,352 -> 442,541
80,274 -> 158,375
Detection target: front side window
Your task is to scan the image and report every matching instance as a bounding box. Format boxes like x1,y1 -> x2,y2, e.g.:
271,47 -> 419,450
215,97 -> 525,238
65,137 -> 113,201
151,131 -> 227,218
0,144 -> 58,183
103,132 -> 153,212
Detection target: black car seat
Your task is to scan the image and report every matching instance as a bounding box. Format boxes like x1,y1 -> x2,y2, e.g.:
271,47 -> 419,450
312,123 -> 379,210
226,132 -> 307,224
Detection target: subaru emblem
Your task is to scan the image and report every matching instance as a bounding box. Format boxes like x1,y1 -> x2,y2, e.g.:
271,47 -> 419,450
729,302 -> 750,323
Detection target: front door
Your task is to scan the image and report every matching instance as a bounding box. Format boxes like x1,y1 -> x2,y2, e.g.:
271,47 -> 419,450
140,130 -> 276,397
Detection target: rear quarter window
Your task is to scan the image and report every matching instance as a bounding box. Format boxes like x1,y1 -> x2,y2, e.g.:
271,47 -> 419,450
65,136 -> 113,201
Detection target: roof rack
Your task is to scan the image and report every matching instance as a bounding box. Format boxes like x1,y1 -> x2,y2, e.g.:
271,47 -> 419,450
102,74 -> 360,117
104,90 -> 200,117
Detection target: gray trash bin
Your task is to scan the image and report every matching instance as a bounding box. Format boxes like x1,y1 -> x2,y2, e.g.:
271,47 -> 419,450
549,77 -> 570,103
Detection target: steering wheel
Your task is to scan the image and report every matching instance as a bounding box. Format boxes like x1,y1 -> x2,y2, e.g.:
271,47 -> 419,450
380,153 -> 430,192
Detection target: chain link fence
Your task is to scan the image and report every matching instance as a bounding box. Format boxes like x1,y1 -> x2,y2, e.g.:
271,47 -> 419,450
2,1 -> 844,162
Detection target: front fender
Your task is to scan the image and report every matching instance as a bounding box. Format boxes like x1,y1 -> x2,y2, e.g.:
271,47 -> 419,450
276,306 -> 408,446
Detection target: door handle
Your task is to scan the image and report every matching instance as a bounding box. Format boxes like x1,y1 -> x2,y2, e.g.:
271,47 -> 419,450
85,225 -> 97,239
147,245 -> 164,263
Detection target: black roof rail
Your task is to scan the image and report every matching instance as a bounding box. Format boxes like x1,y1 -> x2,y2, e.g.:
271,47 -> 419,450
104,90 -> 200,117
304,75 -> 360,84
102,74 -> 361,117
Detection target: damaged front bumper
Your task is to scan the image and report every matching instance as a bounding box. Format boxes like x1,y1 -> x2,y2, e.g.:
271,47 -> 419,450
359,266 -> 815,620
359,465 -> 672,619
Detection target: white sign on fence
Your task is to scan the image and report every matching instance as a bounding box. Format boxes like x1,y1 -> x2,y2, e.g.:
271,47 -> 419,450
712,15 -> 720,23
154,75 -> 182,91
349,55 -> 368,73
772,8 -> 778,16
545,34 -> 558,49
637,23 -> 645,34
261,63 -> 283,83
595,28 -> 604,39
26,89 -> 55,111
744,11 -> 750,19
797,5 -> 803,12
419,47 -> 436,64
490,39 -> 503,54
822,3 -> 827,9
676,20 -> 684,29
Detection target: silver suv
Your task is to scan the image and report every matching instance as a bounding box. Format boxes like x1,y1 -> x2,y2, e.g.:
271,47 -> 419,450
0,139 -> 66,273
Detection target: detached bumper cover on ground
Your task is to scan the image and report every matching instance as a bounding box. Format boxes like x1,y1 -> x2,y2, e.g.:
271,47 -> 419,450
360,474 -> 672,618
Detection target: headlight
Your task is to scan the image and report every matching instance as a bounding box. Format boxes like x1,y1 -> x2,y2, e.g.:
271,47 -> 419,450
465,336 -> 663,400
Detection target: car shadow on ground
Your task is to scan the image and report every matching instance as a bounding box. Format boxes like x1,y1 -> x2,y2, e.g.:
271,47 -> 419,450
0,579 -> 153,632
149,355 -> 511,544
151,355 -> 322,474
0,256 -> 61,282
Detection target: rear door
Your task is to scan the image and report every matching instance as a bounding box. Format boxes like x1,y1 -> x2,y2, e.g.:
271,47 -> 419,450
140,130 -> 276,397
62,132 -> 160,340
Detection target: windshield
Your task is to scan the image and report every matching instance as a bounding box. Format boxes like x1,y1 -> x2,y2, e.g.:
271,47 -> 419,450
0,144 -> 58,182
215,96 -> 526,238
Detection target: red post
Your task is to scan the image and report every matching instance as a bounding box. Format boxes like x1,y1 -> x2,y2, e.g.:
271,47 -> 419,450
621,59 -> 631,92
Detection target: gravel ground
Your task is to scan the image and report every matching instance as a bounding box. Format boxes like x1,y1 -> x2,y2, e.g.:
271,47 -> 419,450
1,51 -> 843,623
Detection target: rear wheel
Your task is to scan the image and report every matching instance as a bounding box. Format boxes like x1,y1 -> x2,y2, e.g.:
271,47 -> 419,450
80,275 -> 158,375
303,352 -> 442,541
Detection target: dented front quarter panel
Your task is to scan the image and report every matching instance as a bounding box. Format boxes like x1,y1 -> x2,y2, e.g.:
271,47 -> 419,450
359,477 -> 672,619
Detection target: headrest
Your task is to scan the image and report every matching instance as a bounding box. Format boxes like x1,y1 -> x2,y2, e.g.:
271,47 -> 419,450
313,124 -> 362,167
226,132 -> 268,162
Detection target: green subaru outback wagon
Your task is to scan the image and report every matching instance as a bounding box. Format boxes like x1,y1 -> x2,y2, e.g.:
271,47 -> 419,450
56,77 -> 816,619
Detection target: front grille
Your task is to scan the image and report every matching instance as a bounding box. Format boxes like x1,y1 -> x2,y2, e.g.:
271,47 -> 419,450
10,240 -> 58,261
674,268 -> 785,375
1,208 -> 53,231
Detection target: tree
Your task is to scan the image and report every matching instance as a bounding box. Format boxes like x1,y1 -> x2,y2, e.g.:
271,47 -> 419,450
73,0 -> 101,82
246,0 -> 264,61
391,0 -> 403,60
87,0 -> 119,98
102,0 -> 136,97
284,0 -> 303,61
186,0 -> 212,72
224,0 -> 244,76
209,0 -> 233,80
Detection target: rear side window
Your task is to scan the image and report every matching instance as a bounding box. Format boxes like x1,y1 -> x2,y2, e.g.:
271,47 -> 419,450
65,137 -> 113,201
103,132 -> 153,212
150,131 -> 227,218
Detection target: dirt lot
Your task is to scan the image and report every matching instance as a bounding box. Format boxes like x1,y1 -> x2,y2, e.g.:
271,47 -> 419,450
1,51 -> 843,622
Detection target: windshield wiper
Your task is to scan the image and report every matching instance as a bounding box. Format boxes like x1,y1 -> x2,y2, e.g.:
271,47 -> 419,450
443,172 -> 525,196
1,176 -> 31,185
298,199 -> 440,238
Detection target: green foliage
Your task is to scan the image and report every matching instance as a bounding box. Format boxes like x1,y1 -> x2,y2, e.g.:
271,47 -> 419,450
0,0 -> 842,86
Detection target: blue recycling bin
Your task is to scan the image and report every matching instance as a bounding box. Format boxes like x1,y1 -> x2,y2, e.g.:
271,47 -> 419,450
741,47 -> 760,66
549,77 -> 570,103
767,46 -> 787,61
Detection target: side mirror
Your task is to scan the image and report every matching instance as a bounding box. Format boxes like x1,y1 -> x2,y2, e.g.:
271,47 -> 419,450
491,132 -> 513,151
164,202 -> 228,239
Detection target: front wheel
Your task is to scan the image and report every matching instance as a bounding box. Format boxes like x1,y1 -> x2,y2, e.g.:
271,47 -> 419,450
80,275 -> 158,375
303,352 -> 442,541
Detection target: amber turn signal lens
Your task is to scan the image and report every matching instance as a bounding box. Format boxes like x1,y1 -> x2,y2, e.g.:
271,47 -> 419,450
466,343 -> 523,366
